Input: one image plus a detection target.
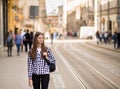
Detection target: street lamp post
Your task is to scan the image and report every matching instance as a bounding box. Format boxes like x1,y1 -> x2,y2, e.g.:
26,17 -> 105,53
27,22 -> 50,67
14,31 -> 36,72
30,15 -> 34,34
94,0 -> 98,33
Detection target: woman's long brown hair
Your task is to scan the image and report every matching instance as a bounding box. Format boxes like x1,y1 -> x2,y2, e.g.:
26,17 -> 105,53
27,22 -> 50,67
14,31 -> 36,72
29,32 -> 47,60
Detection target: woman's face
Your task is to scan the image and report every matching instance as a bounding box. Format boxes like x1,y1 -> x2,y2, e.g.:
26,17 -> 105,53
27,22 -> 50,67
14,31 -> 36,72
37,34 -> 45,44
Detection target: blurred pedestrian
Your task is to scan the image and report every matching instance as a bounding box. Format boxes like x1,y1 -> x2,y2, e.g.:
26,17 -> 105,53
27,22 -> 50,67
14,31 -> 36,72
19,29 -> 25,52
96,31 -> 100,44
29,31 -> 33,50
49,28 -> 54,44
6,31 -> 14,57
104,31 -> 108,44
22,29 -> 27,52
14,31 -> 23,56
112,31 -> 117,49
117,31 -> 120,49
28,32 -> 56,89
24,29 -> 30,52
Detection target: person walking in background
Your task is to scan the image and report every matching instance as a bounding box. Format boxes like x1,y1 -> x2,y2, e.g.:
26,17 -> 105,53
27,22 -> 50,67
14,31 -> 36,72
22,29 -> 27,52
29,31 -> 33,50
108,30 -> 112,44
28,32 -> 56,89
19,29 -> 26,52
14,31 -> 23,56
49,28 -> 54,44
112,31 -> 117,49
104,31 -> 108,44
117,31 -> 120,49
99,32 -> 102,43
24,29 -> 30,52
96,31 -> 100,44
6,31 -> 13,57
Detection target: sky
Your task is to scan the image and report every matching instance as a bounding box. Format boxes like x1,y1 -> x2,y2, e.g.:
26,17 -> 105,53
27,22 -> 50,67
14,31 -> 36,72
45,0 -> 64,15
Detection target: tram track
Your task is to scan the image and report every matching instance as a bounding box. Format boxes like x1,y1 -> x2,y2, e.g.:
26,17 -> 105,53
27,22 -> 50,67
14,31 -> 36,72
66,43 -> 120,89
54,43 -> 88,89
54,43 -> 120,89
80,43 -> 120,60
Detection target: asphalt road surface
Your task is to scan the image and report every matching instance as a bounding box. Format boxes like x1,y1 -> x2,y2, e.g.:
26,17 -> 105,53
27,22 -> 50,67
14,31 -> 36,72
50,41 -> 120,89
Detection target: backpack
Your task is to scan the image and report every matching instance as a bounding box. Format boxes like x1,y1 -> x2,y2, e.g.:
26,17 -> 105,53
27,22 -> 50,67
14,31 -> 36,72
7,35 -> 12,43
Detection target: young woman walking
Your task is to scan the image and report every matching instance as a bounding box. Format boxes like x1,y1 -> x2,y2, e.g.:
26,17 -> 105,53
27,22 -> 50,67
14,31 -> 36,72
28,32 -> 56,89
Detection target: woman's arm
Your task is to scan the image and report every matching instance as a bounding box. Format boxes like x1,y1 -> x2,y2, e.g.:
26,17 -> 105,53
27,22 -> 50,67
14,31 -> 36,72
47,48 -> 56,64
27,54 -> 33,79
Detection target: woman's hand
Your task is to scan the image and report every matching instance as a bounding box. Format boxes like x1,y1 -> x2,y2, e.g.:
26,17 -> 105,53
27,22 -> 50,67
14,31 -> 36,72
43,52 -> 48,59
28,79 -> 33,87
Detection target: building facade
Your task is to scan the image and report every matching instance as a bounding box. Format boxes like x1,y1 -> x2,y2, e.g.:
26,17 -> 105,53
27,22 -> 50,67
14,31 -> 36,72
97,0 -> 120,34
58,6 -> 63,33
6,0 -> 46,32
0,0 -> 47,54
66,0 -> 94,36
1,0 -> 8,46
66,0 -> 120,36
0,0 -> 3,49
47,15 -> 58,32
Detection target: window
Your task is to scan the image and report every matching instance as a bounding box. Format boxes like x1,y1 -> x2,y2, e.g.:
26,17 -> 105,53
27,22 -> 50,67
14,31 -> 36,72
110,0 -> 117,8
101,0 -> 108,10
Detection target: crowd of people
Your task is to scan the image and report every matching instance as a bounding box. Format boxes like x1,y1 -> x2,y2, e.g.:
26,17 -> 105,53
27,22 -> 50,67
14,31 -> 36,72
5,29 -> 33,57
96,30 -> 120,49
6,28 -> 120,57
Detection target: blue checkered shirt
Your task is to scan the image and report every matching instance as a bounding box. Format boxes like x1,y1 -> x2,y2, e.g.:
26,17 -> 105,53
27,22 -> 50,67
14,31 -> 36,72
28,47 -> 55,79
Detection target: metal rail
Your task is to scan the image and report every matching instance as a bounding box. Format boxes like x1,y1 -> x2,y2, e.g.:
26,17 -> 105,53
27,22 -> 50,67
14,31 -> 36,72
66,43 -> 120,89
54,44 -> 88,89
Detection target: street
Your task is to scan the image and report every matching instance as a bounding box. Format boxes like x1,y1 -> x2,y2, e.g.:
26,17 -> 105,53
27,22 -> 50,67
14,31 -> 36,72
0,40 -> 120,89
52,40 -> 120,89
0,0 -> 120,88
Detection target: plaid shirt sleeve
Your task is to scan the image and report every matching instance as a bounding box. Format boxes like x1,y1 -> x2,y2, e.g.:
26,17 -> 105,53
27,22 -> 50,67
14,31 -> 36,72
47,48 -> 56,64
28,55 -> 33,79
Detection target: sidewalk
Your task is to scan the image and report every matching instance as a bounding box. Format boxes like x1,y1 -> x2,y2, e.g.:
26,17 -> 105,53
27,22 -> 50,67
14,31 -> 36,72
88,40 -> 120,52
0,46 -> 56,89
46,38 -> 120,52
